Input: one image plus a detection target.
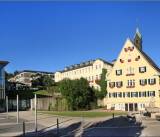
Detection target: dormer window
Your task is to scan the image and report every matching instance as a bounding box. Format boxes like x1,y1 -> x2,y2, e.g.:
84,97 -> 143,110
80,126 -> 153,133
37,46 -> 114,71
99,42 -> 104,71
116,69 -> 122,76
139,66 -> 146,73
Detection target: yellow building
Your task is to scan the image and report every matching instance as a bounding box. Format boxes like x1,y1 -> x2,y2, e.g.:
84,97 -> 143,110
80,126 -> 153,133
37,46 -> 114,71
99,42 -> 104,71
105,29 -> 160,111
55,58 -> 113,90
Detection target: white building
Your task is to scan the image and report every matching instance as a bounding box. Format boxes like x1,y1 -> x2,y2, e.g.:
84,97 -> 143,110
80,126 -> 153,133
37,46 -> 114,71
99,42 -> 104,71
55,58 -> 113,90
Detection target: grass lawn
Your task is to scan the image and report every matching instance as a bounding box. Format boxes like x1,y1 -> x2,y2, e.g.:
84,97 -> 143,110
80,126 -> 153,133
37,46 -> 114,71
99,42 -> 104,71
34,90 -> 52,96
38,111 -> 127,118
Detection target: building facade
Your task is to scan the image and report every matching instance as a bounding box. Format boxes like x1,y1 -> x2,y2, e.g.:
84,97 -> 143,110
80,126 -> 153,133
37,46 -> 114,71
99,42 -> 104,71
9,70 -> 54,87
105,29 -> 160,111
55,59 -> 113,89
0,61 -> 9,111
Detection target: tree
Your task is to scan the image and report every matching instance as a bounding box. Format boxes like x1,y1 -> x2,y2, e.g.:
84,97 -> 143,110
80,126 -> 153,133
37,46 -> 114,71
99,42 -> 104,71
5,71 -> 14,80
31,75 -> 54,89
59,78 -> 96,110
14,70 -> 19,75
96,69 -> 107,99
42,75 -> 54,88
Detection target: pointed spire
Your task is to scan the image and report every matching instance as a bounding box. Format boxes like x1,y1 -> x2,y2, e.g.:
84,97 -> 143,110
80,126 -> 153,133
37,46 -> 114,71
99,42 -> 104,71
134,28 -> 142,51
136,27 -> 142,38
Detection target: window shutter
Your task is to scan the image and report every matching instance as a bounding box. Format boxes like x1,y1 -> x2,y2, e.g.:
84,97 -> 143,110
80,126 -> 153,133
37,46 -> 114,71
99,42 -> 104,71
154,78 -> 156,84
145,79 -> 147,84
148,79 -> 150,84
139,80 -> 141,85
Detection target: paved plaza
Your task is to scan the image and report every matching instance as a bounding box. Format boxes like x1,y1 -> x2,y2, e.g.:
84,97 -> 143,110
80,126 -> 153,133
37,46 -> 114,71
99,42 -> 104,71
0,111 -> 160,137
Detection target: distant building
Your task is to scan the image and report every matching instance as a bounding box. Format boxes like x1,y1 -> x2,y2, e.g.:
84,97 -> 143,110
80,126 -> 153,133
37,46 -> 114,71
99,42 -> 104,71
0,60 -> 9,111
55,58 -> 113,90
9,70 -> 54,87
6,81 -> 29,92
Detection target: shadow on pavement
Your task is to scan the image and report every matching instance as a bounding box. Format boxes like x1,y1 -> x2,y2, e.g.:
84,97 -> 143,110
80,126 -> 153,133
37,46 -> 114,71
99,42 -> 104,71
18,121 -> 81,137
17,116 -> 145,137
82,116 -> 144,137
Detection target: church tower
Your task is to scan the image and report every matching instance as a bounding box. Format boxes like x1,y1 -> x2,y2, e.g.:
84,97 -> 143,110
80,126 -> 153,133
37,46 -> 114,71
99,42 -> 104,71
134,28 -> 142,51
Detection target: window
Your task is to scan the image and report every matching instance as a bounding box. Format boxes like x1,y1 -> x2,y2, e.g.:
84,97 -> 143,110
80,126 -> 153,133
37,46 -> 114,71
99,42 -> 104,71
126,67 -> 134,76
120,59 -> 124,63
88,67 -> 90,73
148,78 -> 156,85
92,76 -> 94,81
116,81 -> 123,88
139,92 -> 142,97
123,92 -> 125,98
109,93 -> 111,98
88,76 -> 91,81
118,92 -> 122,98
126,92 -> 130,97
85,68 -> 87,73
113,92 -> 117,98
127,80 -> 135,88
109,82 -> 115,88
96,75 -> 98,80
139,66 -> 146,73
131,92 -> 138,97
142,92 -> 146,97
99,64 -> 101,69
140,79 -> 147,86
151,91 -> 155,97
116,69 -> 122,76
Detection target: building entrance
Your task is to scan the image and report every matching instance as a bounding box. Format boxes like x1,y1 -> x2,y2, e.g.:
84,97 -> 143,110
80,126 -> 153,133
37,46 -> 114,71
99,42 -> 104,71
125,103 -> 138,111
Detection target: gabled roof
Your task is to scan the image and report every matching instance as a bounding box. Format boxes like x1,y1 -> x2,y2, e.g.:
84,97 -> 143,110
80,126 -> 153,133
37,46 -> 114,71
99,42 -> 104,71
139,50 -> 160,72
97,58 -> 113,66
130,40 -> 160,73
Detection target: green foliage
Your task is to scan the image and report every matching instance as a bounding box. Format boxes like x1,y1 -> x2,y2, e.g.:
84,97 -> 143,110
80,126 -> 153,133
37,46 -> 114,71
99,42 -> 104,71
31,75 -> 54,89
59,78 -> 96,110
7,90 -> 35,99
39,111 -> 127,118
96,69 -> 107,99
5,71 -> 14,80
34,90 -> 52,96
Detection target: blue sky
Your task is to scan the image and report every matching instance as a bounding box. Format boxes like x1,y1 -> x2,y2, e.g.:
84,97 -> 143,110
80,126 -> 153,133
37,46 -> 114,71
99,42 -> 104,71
0,2 -> 160,73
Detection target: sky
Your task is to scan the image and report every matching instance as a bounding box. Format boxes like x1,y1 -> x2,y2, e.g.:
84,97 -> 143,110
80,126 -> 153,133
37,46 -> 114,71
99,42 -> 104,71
0,2 -> 160,73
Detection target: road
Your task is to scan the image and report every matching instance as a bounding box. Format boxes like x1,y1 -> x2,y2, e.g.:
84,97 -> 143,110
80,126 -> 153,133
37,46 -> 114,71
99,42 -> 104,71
0,111 -> 160,137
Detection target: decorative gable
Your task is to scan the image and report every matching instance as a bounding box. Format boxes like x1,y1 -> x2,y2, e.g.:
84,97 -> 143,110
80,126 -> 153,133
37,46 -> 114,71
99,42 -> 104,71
108,38 -> 160,79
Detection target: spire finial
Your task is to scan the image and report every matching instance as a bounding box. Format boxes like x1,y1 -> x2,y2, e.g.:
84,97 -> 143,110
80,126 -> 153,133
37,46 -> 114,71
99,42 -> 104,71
136,27 -> 142,38
134,27 -> 142,50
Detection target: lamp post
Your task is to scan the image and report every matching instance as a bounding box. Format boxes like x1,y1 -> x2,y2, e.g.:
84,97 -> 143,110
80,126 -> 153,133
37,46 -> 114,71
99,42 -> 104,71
6,96 -> 8,119
17,94 -> 19,124
34,94 -> 37,132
